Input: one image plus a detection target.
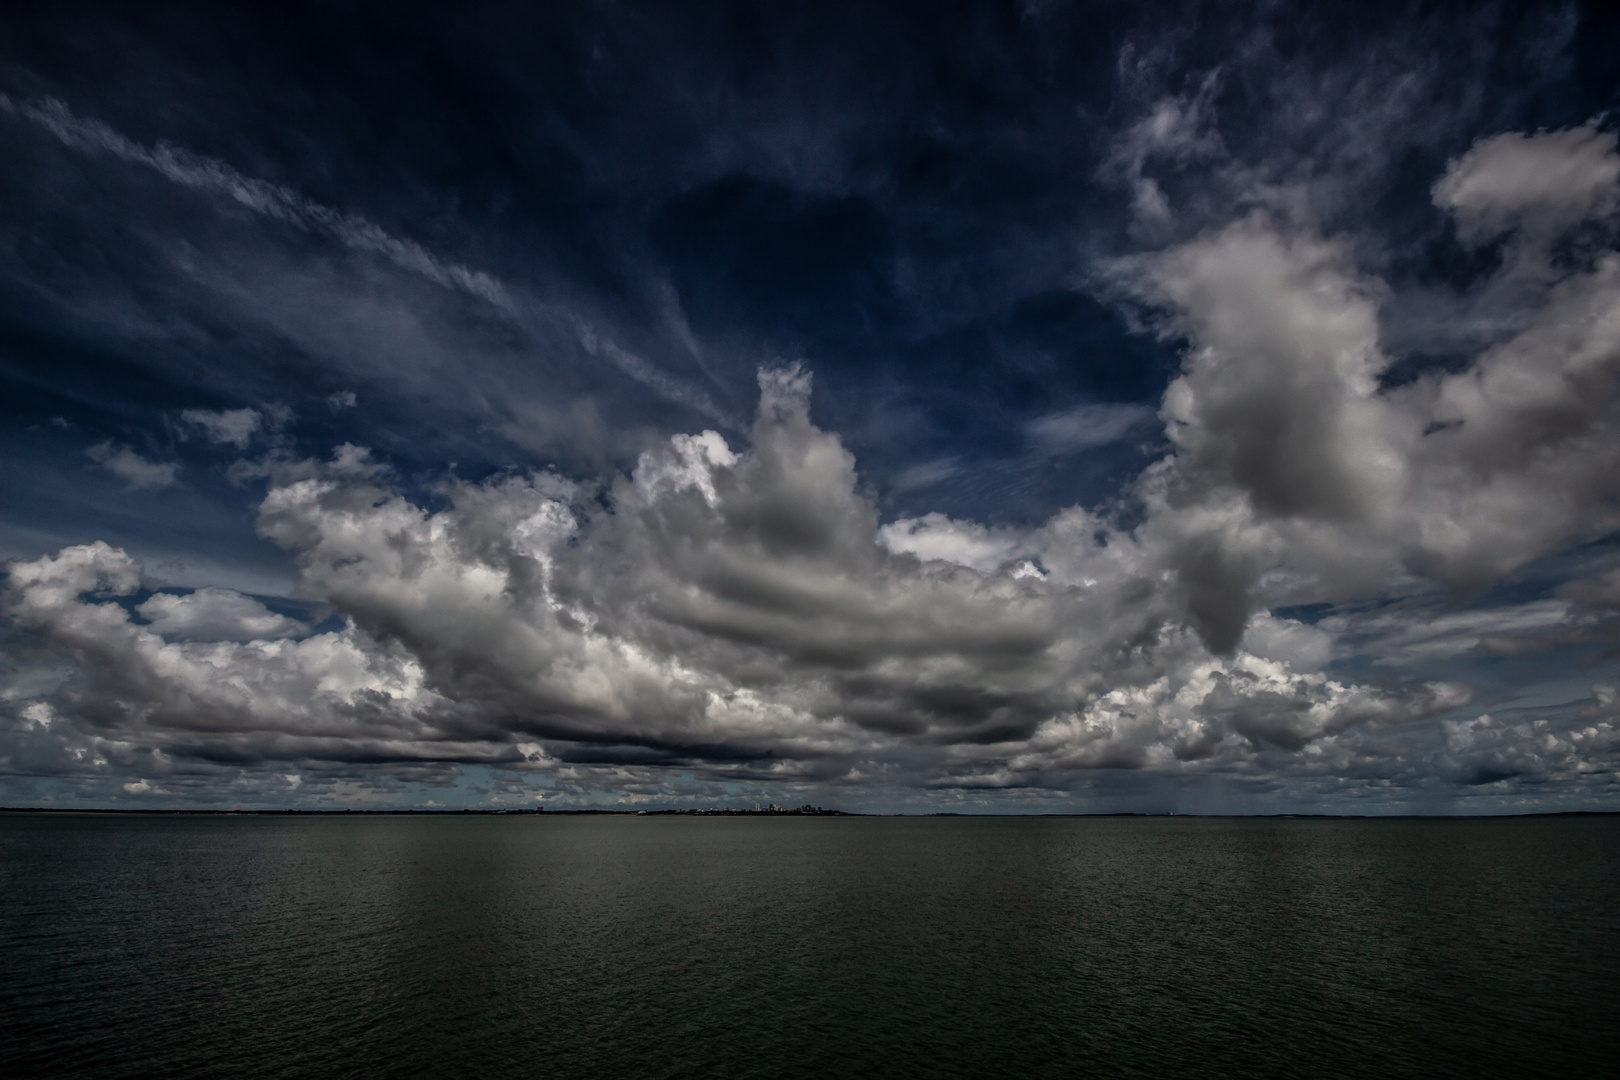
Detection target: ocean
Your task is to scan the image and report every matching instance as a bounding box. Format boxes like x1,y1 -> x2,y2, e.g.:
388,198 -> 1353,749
2,813 -> 1615,1078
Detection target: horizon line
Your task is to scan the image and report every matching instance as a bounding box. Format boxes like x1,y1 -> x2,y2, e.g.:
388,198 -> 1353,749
4,807 -> 1617,819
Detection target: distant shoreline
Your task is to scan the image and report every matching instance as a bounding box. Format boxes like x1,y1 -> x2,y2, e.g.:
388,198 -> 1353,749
2,807 -> 1616,819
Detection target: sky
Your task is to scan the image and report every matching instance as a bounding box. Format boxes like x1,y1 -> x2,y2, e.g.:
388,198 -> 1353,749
2,0 -> 1619,813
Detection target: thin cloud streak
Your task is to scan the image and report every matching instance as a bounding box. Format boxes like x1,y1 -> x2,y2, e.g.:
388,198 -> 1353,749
0,92 -> 737,427
0,93 -> 511,307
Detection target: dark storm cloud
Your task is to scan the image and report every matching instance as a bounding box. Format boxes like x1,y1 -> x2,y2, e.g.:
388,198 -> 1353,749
2,1 -> 1619,809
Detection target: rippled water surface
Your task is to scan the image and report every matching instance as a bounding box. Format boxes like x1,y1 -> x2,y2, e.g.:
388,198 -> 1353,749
2,814 -> 1615,1078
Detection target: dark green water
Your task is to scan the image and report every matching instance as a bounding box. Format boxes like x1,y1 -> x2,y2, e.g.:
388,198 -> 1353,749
2,815 -> 1615,1079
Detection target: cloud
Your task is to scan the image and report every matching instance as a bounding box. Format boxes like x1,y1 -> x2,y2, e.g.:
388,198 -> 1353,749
1104,70 -> 1225,237
85,442 -> 177,489
1321,600 -> 1576,667
181,407 -> 261,448
1107,126 -> 1620,650
891,458 -> 961,493
877,513 -> 1034,574
135,587 -> 306,642
6,359 -> 1577,805
2,541 -> 471,773
7,107 -> 1620,806
0,93 -> 510,308
1238,612 -> 1334,671
1433,125 -> 1620,248
0,92 -> 733,429
1433,702 -> 1620,786
1561,564 -> 1620,614
1431,125 -> 1620,312
1028,403 -> 1156,452
996,654 -> 1468,779
633,429 -> 737,508
572,317 -> 738,428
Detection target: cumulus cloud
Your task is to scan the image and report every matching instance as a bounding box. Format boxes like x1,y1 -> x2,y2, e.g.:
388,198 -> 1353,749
1238,612 -> 1334,671
135,587 -> 306,642
1433,702 -> 1620,787
633,429 -> 737,507
1105,125 -> 1620,652
1,542 -> 480,781
999,655 -> 1469,778
877,513 -> 1035,574
0,361 -> 1538,804
85,442 -> 177,489
1433,125 -> 1620,248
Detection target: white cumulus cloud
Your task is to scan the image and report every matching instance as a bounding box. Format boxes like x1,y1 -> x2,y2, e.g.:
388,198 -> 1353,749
85,442 -> 178,489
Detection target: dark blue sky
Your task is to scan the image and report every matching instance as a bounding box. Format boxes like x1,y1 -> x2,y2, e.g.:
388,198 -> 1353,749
3,1 -> 1619,811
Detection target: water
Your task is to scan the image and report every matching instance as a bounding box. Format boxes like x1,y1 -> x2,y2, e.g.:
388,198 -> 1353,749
2,814 -> 1615,1079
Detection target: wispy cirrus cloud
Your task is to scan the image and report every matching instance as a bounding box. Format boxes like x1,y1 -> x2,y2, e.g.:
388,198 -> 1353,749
0,91 -> 737,428
0,93 -> 511,308
1028,403 -> 1155,452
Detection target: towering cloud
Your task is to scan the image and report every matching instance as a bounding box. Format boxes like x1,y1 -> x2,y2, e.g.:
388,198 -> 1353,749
1106,127 -> 1620,651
